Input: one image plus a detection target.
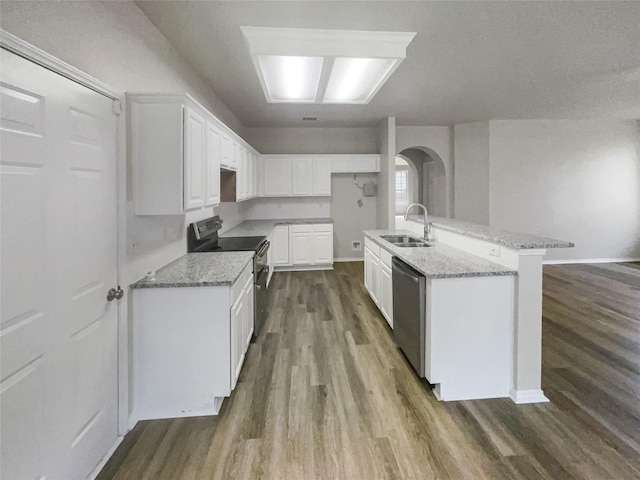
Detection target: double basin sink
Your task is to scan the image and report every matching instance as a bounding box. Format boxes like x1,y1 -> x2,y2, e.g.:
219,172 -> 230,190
381,235 -> 434,248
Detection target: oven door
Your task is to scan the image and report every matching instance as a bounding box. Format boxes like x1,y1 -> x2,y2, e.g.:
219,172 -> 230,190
253,241 -> 270,337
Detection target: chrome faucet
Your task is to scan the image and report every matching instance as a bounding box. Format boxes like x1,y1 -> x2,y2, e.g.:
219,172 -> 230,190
404,203 -> 434,241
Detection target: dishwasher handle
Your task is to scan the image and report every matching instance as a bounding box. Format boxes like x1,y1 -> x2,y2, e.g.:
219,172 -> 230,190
392,257 -> 424,283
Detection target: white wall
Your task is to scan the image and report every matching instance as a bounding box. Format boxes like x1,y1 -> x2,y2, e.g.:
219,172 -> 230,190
489,120 -> 640,262
0,0 -> 248,285
331,174 -> 378,260
242,197 -> 330,220
244,127 -> 377,154
396,126 -> 453,217
454,121 -> 490,224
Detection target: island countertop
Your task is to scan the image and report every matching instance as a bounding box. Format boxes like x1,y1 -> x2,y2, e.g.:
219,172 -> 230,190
364,230 -> 517,279
406,215 -> 574,250
221,217 -> 333,237
131,251 -> 254,289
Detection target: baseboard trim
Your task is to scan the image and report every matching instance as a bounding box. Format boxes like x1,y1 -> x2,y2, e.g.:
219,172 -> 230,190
88,435 -> 124,480
334,257 -> 364,262
510,389 -> 550,404
273,265 -> 334,272
544,257 -> 640,265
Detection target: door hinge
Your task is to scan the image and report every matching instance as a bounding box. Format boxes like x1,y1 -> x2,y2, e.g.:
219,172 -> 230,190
112,99 -> 123,116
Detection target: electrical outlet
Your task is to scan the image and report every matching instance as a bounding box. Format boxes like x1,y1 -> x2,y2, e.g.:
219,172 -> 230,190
351,241 -> 362,252
489,245 -> 500,257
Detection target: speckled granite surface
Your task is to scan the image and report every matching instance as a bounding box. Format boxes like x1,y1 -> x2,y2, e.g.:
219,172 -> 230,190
405,215 -> 574,249
131,252 -> 254,288
222,218 -> 333,237
364,230 -> 517,279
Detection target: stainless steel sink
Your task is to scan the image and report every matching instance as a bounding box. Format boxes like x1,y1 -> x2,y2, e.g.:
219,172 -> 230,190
381,235 -> 422,243
380,235 -> 434,248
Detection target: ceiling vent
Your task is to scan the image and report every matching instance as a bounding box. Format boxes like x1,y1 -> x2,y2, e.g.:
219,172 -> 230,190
240,27 -> 416,105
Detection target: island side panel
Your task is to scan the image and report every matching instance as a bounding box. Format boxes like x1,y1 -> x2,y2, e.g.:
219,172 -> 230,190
428,275 -> 513,401
132,286 -> 231,421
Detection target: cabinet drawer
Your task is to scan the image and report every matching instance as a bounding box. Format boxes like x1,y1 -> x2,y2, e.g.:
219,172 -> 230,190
289,224 -> 313,234
380,248 -> 393,269
312,223 -> 333,233
364,237 -> 380,257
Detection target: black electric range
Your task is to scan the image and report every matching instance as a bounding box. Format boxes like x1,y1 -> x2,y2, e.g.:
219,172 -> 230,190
187,216 -> 269,337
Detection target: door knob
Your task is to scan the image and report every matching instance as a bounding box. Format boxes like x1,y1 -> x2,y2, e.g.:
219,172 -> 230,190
107,286 -> 124,301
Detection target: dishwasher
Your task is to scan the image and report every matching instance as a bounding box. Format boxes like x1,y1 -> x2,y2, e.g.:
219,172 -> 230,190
392,256 -> 426,377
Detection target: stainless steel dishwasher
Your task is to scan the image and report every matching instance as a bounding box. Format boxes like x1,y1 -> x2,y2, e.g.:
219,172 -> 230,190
392,257 -> 426,377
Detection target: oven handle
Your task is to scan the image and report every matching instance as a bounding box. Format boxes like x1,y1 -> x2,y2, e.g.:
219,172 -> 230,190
256,240 -> 270,257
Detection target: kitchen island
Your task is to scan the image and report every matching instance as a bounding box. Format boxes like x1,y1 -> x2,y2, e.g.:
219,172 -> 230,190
365,217 -> 573,404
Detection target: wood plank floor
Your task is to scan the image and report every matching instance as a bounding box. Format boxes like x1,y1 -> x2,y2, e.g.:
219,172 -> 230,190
98,262 -> 640,480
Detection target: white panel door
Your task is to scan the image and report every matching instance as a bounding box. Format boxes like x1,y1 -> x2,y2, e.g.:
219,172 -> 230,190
183,107 -> 206,210
252,153 -> 259,197
205,121 -> 221,206
292,157 -> 312,195
263,156 -> 292,196
312,157 -> 332,195
0,50 -> 118,480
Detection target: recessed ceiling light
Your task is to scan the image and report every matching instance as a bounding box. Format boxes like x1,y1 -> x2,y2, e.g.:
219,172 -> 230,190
241,27 -> 416,105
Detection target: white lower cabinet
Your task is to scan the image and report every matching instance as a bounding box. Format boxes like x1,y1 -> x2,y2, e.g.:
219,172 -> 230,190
132,262 -> 253,420
270,224 -> 334,269
364,237 -> 392,328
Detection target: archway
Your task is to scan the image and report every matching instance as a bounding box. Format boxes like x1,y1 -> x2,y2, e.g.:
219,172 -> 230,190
395,147 -> 447,225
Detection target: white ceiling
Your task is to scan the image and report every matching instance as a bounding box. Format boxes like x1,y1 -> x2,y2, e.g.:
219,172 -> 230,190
135,1 -> 640,128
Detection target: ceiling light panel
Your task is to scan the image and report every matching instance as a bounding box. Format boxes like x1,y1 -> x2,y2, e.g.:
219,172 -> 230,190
323,57 -> 397,103
241,27 -> 416,105
257,55 -> 323,103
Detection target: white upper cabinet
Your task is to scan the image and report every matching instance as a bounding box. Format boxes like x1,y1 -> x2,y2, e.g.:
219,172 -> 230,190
183,106 -> 206,211
231,140 -> 239,170
331,154 -> 380,173
292,157 -> 312,195
130,95 -> 226,215
263,156 -> 293,196
312,157 -> 332,195
205,121 -> 221,207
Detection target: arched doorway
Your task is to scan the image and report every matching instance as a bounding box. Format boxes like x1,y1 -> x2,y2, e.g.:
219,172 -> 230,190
395,147 -> 448,224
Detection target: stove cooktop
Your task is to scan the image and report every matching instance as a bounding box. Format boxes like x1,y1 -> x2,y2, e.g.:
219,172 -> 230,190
191,236 -> 266,253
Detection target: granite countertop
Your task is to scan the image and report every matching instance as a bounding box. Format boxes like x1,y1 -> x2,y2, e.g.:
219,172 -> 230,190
406,215 -> 574,249
221,217 -> 333,237
364,230 -> 517,279
131,251 -> 254,289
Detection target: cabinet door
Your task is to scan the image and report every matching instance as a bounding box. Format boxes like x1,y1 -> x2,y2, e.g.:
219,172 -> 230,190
312,157 -> 332,195
252,153 -> 259,197
205,122 -> 221,206
239,147 -> 248,200
183,107 -> 206,210
221,132 -> 232,168
364,247 -> 372,293
244,276 -> 254,347
352,155 -> 380,172
380,263 -> 393,328
230,294 -> 244,389
263,156 -> 292,196
292,157 -> 312,195
246,152 -> 254,199
312,225 -> 333,264
272,226 -> 290,265
231,140 -> 239,169
331,156 -> 352,173
289,225 -> 313,265
370,254 -> 380,306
